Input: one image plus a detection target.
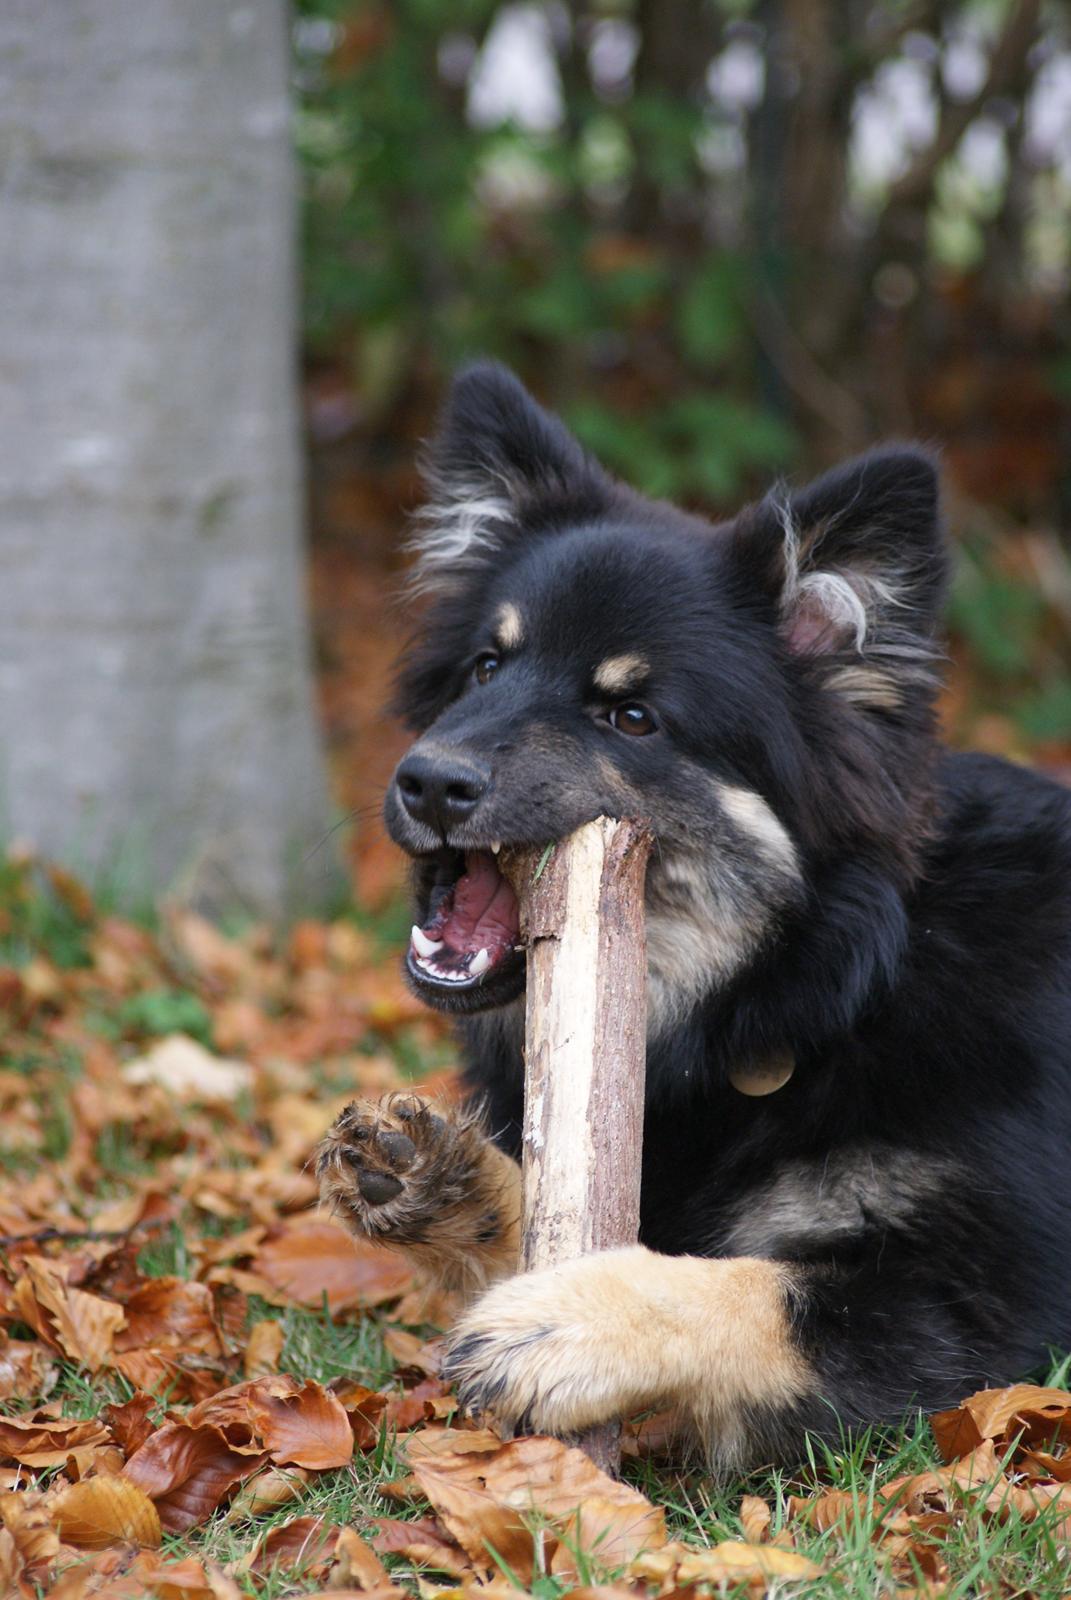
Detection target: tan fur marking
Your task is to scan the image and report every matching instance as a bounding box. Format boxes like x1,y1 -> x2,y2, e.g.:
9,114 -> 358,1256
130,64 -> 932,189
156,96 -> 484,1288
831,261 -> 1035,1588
593,653 -> 649,696
445,1246 -> 812,1471
715,784 -> 800,877
825,664 -> 904,710
494,602 -> 525,651
317,1093 -> 521,1298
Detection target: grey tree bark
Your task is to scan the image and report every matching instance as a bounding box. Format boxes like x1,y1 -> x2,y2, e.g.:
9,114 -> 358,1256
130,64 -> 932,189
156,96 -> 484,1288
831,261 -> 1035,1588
0,1 -> 340,915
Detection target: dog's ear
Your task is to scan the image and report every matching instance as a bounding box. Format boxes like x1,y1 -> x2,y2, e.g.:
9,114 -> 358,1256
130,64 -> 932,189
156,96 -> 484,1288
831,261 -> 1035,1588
410,362 -> 611,592
733,447 -> 946,710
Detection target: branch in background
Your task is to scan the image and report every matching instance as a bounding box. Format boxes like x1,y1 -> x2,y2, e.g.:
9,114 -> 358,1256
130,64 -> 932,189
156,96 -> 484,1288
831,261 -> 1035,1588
882,0 -> 1042,221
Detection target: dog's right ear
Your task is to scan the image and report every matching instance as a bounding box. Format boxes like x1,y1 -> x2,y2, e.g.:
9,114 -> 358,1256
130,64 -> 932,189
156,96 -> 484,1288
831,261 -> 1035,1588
410,362 -> 611,593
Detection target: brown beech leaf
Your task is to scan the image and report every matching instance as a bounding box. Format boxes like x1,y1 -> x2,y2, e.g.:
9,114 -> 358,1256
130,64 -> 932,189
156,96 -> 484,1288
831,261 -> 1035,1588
405,1429 -> 664,1582
0,1413 -> 110,1469
382,1327 -> 442,1377
103,1392 -> 159,1457
253,1215 -> 411,1313
12,1258 -> 125,1371
675,1540 -> 824,1586
385,1377 -> 452,1432
120,1550 -> 234,1598
0,1336 -> 55,1402
331,1380 -> 390,1449
739,1494 -> 773,1544
250,1377 -> 354,1469
112,1348 -> 222,1405
328,1525 -> 404,1593
0,1490 -> 60,1581
0,1528 -> 19,1598
247,1514 -> 338,1577
115,1278 -> 223,1357
186,1375 -> 354,1469
225,1465 -> 311,1521
369,1515 -> 471,1579
243,1318 -> 284,1378
931,1385 -> 1071,1462
123,1422 -> 268,1532
52,1473 -> 162,1549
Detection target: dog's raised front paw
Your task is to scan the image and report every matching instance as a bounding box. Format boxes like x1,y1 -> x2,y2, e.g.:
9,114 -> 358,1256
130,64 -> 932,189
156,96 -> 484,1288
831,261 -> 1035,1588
317,1092 -> 520,1291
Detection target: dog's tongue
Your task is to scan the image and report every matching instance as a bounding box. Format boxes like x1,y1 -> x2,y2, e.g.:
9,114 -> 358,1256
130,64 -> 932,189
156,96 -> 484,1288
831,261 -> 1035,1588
426,851 -> 520,962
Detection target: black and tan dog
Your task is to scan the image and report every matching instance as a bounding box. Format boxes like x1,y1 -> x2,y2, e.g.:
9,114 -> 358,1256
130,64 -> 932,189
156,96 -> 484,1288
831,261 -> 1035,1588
318,363 -> 1071,1472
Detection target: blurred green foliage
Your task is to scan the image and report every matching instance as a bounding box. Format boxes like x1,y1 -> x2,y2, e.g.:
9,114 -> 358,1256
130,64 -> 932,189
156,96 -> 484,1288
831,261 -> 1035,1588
295,0 -> 1071,750
296,0 -> 796,502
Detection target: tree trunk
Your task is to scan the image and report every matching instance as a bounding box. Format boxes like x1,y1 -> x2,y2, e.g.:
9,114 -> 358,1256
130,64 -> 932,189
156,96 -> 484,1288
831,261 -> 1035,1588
0,0 -> 339,915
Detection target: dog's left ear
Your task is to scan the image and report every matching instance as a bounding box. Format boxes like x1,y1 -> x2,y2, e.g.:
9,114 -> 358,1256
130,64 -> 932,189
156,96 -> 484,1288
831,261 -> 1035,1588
411,362 -> 612,592
733,447 -> 946,708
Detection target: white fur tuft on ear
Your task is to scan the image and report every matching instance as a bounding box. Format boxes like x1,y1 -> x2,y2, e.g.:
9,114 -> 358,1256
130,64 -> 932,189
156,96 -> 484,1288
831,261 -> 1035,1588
776,494 -> 909,658
407,472 -> 516,595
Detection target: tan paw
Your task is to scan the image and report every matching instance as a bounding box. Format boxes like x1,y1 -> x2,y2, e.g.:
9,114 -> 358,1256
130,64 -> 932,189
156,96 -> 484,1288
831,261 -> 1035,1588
442,1247 -> 678,1436
317,1092 -> 520,1292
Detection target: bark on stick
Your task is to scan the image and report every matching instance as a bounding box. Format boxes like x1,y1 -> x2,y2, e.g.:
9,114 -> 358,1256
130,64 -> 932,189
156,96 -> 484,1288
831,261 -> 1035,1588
511,815 -> 652,1473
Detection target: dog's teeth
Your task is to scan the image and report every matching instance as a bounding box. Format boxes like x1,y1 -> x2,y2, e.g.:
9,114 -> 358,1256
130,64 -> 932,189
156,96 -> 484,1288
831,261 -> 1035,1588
469,948 -> 491,977
411,925 -> 444,958
490,841 -> 502,855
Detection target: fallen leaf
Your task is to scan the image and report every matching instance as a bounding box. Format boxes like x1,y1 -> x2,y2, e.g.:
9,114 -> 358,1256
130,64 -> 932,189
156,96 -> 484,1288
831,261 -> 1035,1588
187,1375 -> 354,1469
52,1473 -> 162,1549
675,1540 -> 824,1585
103,1392 -> 159,1457
116,1278 -> 222,1356
247,1514 -> 337,1577
12,1258 -> 125,1371
248,1377 -> 355,1469
370,1515 -> 471,1579
405,1429 -> 664,1582
932,1384 -> 1071,1462
0,1336 -> 55,1402
329,1525 -> 402,1593
739,1494 -> 773,1544
0,1490 -> 60,1580
0,1413 -> 110,1469
123,1422 -> 268,1532
243,1318 -> 284,1378
123,1035 -> 253,1103
332,1381 -> 390,1449
253,1215 -> 411,1313
225,1465 -> 310,1521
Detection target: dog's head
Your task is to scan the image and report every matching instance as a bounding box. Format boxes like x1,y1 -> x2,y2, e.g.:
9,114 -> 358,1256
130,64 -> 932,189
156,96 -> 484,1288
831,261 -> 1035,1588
385,363 -> 946,1024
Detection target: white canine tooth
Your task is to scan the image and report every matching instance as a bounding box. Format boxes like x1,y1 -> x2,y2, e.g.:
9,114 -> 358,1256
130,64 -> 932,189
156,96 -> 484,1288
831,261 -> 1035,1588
469,948 -> 491,977
411,925 -> 444,958
490,841 -> 502,855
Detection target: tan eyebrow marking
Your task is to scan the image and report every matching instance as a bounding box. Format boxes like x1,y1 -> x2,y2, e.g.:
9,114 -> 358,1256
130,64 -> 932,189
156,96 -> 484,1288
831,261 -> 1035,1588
593,653 -> 650,696
493,602 -> 525,650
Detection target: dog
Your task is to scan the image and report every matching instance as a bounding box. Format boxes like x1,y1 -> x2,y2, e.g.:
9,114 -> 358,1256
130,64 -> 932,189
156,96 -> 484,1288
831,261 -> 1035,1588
318,362 -> 1071,1473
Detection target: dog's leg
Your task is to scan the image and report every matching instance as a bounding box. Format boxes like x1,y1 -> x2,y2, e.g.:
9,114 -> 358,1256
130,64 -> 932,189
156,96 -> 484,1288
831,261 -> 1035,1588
441,1246 -> 814,1469
316,1093 -> 521,1295
444,1242 -> 1002,1472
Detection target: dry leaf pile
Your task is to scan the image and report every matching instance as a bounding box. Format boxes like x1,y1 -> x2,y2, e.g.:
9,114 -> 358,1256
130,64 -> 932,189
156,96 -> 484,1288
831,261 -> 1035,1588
2,854 -> 1071,1598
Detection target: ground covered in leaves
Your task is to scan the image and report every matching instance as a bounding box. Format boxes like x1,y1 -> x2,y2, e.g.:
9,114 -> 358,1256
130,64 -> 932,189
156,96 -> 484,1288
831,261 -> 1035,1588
2,854 -> 1071,1600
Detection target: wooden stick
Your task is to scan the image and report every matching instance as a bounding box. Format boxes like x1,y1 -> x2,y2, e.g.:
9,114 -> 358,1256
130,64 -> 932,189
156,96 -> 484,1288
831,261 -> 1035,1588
509,815 -> 652,1474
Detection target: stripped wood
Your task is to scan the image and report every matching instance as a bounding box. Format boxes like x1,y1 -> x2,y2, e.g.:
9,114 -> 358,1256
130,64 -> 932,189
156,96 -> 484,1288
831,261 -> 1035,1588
508,815 -> 652,1471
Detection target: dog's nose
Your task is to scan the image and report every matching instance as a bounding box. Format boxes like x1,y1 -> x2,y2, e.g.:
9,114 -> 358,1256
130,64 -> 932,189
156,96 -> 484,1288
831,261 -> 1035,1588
394,751 -> 490,835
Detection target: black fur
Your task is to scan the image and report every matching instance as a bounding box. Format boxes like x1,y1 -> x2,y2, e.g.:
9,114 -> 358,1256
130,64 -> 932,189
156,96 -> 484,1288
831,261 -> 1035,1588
386,361 -> 1071,1459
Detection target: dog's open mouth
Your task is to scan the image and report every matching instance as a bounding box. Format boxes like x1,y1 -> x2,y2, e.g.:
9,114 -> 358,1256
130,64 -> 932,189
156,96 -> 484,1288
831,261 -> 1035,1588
406,848 -> 525,1008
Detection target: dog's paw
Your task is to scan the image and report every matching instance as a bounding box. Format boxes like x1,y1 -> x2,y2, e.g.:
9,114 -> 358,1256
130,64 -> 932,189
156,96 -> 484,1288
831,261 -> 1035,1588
317,1093 -> 460,1238
317,1093 -> 521,1290
442,1247 -> 676,1437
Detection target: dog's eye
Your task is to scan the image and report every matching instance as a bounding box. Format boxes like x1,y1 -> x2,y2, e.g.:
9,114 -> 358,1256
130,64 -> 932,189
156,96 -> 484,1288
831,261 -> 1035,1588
609,703 -> 657,737
474,652 -> 500,686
